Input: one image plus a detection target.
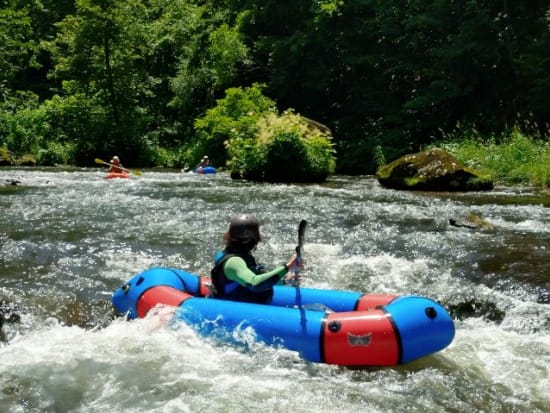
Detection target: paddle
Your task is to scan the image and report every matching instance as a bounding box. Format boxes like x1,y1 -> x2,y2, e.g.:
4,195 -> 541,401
94,158 -> 142,176
296,219 -> 307,266
290,219 -> 307,286
293,220 -> 307,333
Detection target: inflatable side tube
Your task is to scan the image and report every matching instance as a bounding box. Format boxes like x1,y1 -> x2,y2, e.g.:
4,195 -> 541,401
322,309 -> 400,366
385,296 -> 455,363
272,286 -> 362,311
272,286 -> 397,312
355,294 -> 399,310
112,267 -> 203,318
321,296 -> 455,366
176,297 -> 327,363
137,286 -> 192,318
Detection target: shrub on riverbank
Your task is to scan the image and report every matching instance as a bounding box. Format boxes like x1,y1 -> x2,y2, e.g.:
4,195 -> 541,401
227,110 -> 336,182
191,84 -> 277,171
432,129 -> 550,187
194,84 -> 336,182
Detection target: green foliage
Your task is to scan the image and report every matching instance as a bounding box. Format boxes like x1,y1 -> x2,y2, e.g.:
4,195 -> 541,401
316,0 -> 345,16
44,0 -> 161,154
193,83 -> 335,182
1,91 -> 127,165
145,143 -> 187,169
192,83 -> 277,167
1,100 -> 48,157
207,23 -> 249,88
0,5 -> 40,95
373,145 -> 386,169
433,129 -> 550,187
169,5 -> 243,131
38,141 -> 76,166
0,147 -> 15,165
235,0 -> 550,174
16,153 -> 37,166
39,93 -> 111,164
227,110 -> 336,183
0,0 -> 549,179
303,134 -> 337,180
0,146 -> 38,166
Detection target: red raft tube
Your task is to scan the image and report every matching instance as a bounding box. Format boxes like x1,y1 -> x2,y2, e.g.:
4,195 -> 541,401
112,267 -> 455,366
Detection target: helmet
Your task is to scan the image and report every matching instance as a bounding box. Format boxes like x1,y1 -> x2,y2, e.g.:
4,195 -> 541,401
228,214 -> 261,246
112,156 -> 119,161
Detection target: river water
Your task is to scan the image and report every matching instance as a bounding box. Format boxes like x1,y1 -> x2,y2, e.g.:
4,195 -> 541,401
1,168 -> 549,413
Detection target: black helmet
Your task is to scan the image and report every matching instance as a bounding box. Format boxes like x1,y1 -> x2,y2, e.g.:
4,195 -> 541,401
228,214 -> 261,246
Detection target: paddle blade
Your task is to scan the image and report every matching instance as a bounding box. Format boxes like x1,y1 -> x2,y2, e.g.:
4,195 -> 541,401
293,219 -> 307,281
298,220 -> 307,251
94,158 -> 109,166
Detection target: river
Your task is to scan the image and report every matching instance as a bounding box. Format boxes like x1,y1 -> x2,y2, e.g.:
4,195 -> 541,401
1,168 -> 549,412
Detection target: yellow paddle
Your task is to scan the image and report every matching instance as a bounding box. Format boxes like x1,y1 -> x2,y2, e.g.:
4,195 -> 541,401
94,158 -> 142,176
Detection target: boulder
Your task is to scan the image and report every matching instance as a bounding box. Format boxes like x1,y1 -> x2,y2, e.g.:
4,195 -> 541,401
2,179 -> 21,186
449,212 -> 495,230
376,148 -> 493,191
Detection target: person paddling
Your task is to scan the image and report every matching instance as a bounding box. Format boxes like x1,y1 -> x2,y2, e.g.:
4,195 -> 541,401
108,156 -> 124,173
195,155 -> 210,171
210,215 -> 303,304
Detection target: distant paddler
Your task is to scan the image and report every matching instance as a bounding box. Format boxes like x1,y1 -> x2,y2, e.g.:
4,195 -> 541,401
94,157 -> 142,176
194,155 -> 217,174
108,156 -> 124,173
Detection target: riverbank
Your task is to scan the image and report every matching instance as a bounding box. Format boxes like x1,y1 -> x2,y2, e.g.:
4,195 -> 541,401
432,129 -> 550,188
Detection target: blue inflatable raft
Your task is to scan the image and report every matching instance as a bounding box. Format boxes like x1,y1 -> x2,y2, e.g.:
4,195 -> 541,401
112,267 -> 455,366
194,166 -> 217,174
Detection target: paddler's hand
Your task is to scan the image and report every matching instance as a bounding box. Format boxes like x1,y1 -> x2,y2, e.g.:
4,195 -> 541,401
285,253 -> 304,274
284,273 -> 301,286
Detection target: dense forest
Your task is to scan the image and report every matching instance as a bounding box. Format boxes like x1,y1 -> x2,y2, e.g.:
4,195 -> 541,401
1,0 -> 549,174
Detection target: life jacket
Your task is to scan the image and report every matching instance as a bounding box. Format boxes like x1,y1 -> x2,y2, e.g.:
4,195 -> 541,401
109,165 -> 124,173
210,248 -> 274,304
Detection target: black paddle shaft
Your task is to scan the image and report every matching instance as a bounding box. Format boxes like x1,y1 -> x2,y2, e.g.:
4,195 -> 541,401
291,219 -> 307,283
296,219 -> 307,258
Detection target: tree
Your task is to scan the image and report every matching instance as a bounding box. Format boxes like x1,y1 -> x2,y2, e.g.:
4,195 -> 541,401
0,5 -> 39,101
169,5 -> 250,136
45,0 -> 157,162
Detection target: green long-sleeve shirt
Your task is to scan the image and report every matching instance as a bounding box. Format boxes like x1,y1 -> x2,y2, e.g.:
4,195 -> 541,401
223,256 -> 288,287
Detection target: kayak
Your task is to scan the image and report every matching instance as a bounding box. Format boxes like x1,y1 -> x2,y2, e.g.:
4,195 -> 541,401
112,267 -> 455,366
106,172 -> 130,179
194,166 -> 217,174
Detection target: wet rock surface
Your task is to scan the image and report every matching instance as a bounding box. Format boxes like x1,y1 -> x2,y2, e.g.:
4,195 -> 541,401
376,148 -> 494,191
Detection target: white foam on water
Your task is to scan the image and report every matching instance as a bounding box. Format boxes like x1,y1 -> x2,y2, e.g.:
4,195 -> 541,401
449,318 -> 550,408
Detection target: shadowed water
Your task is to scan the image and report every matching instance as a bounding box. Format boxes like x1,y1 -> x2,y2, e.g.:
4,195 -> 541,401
1,168 -> 549,412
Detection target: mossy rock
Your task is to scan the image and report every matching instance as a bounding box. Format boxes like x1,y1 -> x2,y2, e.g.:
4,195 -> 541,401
0,149 -> 37,166
449,212 -> 495,230
0,147 -> 14,166
16,154 -> 37,166
376,148 -> 493,191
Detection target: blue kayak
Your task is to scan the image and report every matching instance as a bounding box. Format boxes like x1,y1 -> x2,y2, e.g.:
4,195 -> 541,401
112,267 -> 455,366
